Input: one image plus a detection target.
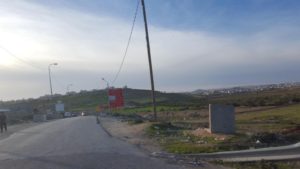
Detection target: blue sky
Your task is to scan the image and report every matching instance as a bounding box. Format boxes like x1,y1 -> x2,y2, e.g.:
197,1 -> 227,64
0,0 -> 300,100
35,0 -> 300,32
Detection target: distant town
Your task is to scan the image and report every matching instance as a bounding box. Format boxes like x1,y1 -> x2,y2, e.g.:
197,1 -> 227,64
191,82 -> 300,95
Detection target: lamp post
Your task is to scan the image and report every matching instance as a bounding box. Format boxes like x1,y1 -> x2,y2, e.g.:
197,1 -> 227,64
102,78 -> 110,112
48,63 -> 58,97
66,84 -> 73,94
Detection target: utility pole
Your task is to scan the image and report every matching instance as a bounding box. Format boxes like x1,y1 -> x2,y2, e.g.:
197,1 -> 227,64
48,63 -> 58,97
141,0 -> 157,121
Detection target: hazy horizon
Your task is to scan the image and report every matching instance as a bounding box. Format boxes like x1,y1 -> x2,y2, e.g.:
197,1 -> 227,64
1,81 -> 299,102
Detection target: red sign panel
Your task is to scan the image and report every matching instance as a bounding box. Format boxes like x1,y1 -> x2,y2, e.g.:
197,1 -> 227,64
108,88 -> 124,108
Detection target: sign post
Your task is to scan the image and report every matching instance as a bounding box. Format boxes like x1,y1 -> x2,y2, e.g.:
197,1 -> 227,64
108,88 -> 124,109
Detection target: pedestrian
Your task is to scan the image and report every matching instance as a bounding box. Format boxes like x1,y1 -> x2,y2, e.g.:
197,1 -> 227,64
0,112 -> 7,133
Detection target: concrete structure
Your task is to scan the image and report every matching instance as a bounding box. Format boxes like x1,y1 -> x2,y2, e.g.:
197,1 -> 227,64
0,109 -> 10,112
33,114 -> 47,122
33,108 -> 47,122
209,104 -> 235,134
55,101 -> 65,113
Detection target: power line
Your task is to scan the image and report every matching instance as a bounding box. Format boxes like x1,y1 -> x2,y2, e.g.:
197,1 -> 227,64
111,0 -> 140,85
0,45 -> 44,71
0,45 -> 67,94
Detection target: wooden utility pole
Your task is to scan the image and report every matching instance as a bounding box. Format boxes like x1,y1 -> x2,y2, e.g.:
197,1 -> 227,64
141,0 -> 157,121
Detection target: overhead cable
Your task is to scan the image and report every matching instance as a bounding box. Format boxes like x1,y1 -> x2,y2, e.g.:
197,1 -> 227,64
0,45 -> 44,71
111,0 -> 140,85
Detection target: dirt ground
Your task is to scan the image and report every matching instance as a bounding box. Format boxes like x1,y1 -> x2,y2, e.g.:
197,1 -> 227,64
98,116 -> 230,169
98,116 -> 161,153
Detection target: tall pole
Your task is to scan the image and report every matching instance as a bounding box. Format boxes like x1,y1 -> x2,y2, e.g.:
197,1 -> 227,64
66,84 -> 73,94
48,63 -> 58,97
141,0 -> 157,121
102,78 -> 111,113
48,65 -> 53,96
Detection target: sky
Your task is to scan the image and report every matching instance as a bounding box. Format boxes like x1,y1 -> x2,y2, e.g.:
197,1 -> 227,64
0,0 -> 300,100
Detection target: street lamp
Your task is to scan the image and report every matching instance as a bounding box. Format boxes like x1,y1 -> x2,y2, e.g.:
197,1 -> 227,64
102,78 -> 109,89
102,78 -> 110,112
48,62 -> 58,96
66,84 -> 73,94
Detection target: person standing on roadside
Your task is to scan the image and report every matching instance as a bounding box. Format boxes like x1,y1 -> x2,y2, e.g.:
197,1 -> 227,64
0,112 -> 7,133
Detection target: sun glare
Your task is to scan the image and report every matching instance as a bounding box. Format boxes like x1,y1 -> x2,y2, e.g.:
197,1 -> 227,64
0,50 -> 16,66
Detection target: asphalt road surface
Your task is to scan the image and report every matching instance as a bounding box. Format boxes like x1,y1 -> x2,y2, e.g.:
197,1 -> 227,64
0,116 -> 215,169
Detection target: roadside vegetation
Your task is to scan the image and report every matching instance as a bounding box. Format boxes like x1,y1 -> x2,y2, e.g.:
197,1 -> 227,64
141,104 -> 300,154
105,87 -> 300,155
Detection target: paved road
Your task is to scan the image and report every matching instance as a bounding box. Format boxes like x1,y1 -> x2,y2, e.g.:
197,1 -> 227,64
0,116 -> 218,169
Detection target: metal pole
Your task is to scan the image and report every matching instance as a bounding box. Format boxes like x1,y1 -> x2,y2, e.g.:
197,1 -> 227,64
48,63 -> 58,97
102,78 -> 111,113
66,84 -> 73,93
48,65 -> 53,96
141,0 -> 157,121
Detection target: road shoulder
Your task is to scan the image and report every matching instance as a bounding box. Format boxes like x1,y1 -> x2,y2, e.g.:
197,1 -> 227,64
98,116 -> 160,153
98,116 -> 229,169
0,122 -> 41,141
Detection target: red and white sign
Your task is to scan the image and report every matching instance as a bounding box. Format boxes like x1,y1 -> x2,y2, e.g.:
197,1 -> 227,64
108,88 -> 124,108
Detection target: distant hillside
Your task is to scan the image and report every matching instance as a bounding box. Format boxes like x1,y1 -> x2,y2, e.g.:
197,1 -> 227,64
2,84 -> 300,124
0,88 -> 201,114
